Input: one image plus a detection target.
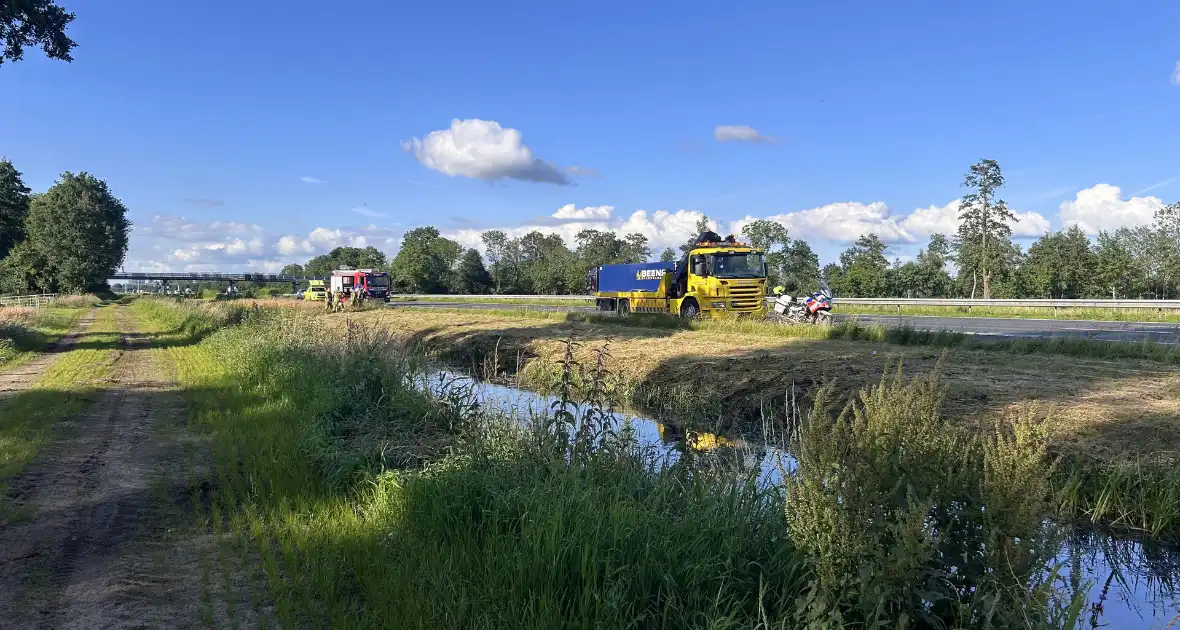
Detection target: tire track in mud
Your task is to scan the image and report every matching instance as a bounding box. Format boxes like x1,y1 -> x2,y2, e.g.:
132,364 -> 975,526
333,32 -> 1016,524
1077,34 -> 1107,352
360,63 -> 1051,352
0,309 -> 97,395
0,306 -> 266,629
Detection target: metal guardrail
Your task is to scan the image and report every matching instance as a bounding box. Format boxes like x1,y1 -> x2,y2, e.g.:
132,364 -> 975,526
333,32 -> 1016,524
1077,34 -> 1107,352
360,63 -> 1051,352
389,294 -> 1180,310
0,293 -> 58,308
110,272 -> 325,282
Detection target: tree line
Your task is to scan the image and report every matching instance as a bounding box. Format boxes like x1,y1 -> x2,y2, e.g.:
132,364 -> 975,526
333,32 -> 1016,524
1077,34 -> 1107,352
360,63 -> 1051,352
282,159 -> 1179,300
0,159 -> 131,294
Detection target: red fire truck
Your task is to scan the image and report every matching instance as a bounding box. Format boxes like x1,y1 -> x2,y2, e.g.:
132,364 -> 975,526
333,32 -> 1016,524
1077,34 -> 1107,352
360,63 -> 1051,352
329,268 -> 391,304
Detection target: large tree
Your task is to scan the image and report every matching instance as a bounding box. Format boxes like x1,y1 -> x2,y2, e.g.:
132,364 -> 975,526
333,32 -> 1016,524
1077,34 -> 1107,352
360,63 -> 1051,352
1,1 -> 76,66
781,239 -> 820,293
740,219 -> 790,286
833,234 -> 890,297
0,159 -> 31,260
481,229 -> 509,292
954,159 -> 1017,298
659,247 -> 677,263
23,172 -> 130,292
390,227 -> 461,293
1021,225 -> 1096,299
679,215 -> 713,255
1093,229 -> 1141,299
451,248 -> 493,294
303,246 -> 388,277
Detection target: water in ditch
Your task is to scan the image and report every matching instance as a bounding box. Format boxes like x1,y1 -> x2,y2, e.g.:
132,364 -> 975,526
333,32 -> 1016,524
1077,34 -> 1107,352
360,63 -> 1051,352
426,368 -> 1180,627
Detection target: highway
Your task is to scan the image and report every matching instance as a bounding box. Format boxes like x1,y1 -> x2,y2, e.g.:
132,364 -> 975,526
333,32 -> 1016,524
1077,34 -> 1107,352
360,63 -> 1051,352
385,301 -> 1180,345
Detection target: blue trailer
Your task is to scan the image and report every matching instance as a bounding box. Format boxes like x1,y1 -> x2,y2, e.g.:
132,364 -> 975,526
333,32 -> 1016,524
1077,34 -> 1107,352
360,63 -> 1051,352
586,261 -> 677,294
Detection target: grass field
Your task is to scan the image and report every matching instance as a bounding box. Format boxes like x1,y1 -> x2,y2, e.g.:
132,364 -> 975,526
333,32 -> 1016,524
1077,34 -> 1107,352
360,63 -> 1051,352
129,298 -> 1100,628
388,295 -> 591,306
0,303 -> 92,368
0,306 -> 120,515
837,303 -> 1180,322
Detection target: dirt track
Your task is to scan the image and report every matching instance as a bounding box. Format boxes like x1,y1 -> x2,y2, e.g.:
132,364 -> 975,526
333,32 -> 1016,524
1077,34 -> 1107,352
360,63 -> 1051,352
0,306 -> 242,629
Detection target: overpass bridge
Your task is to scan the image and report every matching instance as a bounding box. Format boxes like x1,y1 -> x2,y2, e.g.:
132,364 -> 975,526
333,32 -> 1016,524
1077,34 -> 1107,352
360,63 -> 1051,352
109,272 -> 327,294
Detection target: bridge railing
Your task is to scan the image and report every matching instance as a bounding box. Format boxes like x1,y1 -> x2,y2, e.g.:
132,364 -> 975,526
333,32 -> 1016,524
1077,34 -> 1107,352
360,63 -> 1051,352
387,294 -> 1180,310
0,293 -> 58,308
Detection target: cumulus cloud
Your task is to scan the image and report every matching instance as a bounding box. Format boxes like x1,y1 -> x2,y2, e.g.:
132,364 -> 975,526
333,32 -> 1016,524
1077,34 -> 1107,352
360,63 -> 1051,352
402,118 -> 571,185
300,176 -> 324,184
1173,61 -> 1180,85
1059,184 -> 1165,234
714,125 -> 772,143
552,204 -> 613,220
727,199 -> 1050,245
445,205 -> 714,253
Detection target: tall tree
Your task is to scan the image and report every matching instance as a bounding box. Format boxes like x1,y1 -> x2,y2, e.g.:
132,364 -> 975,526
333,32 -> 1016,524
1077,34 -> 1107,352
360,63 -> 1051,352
575,229 -> 622,269
451,249 -> 493,294
0,159 -> 31,260
740,219 -> 790,285
659,247 -> 677,263
1021,227 -> 1096,299
481,229 -> 509,292
280,263 -> 305,277
1,1 -> 76,66
833,234 -> 890,297
909,233 -> 955,297
781,239 -> 820,292
390,227 -> 461,293
24,172 -> 130,292
620,233 -> 650,263
1093,229 -> 1141,299
679,215 -> 713,255
954,159 -> 1017,298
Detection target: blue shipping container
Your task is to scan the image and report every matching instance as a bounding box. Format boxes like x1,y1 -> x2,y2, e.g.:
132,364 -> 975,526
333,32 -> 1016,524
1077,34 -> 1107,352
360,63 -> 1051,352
595,262 -> 676,293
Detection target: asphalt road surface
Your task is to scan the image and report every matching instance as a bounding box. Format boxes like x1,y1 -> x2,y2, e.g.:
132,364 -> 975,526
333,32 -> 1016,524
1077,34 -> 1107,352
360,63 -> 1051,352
386,301 -> 1180,344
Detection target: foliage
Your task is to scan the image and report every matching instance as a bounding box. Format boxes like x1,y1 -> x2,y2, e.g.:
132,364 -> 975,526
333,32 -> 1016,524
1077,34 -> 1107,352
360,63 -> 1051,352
16,172 -> 130,293
1021,225 -> 1097,298
658,247 -> 676,262
954,159 -> 1018,298
451,248 -> 493,294
786,367 -> 1069,627
574,229 -> 649,269
0,0 -> 76,66
679,214 -> 713,255
303,246 -> 387,277
0,159 -> 30,260
830,234 -> 889,297
740,218 -> 790,285
390,227 -> 461,293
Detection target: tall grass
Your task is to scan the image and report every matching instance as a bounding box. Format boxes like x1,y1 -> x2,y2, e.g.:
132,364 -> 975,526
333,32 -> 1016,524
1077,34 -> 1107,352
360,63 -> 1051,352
0,304 -> 90,367
838,303 -> 1180,323
133,299 -> 1102,629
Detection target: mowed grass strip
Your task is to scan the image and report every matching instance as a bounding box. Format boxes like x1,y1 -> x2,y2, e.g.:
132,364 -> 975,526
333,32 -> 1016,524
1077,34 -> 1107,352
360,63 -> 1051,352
0,305 -> 121,484
0,305 -> 91,370
836,302 -> 1180,323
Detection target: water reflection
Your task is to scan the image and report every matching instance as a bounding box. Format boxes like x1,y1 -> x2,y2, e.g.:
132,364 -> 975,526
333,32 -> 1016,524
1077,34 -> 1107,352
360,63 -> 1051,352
427,369 -> 1180,626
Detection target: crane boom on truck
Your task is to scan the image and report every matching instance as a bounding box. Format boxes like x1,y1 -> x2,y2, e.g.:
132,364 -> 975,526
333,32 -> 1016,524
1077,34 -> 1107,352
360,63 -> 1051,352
586,231 -> 768,318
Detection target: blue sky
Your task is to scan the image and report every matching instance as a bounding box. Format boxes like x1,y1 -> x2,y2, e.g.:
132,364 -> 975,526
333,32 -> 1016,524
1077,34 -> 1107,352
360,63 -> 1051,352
1,0 -> 1178,271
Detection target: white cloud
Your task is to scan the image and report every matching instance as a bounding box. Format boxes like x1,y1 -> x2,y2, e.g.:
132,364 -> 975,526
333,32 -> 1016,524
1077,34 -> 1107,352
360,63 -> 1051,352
900,201 -> 961,238
300,176 -> 324,184
714,125 -> 772,143
1172,61 -> 1180,85
731,201 -> 912,244
445,205 -> 714,253
552,204 -> 613,220
402,118 -> 570,185
1059,183 -> 1164,234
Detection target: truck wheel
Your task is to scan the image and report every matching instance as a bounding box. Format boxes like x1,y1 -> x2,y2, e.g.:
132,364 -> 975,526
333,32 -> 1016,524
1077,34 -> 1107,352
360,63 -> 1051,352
680,300 -> 700,320
617,299 -> 630,317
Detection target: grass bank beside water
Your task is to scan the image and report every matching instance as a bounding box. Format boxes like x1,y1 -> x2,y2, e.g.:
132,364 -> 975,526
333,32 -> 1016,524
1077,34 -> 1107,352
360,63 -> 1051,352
131,297 -> 1109,629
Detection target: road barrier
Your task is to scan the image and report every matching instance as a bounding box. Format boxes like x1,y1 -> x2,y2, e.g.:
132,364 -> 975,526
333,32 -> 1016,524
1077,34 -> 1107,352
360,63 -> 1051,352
388,294 -> 1180,310
0,293 -> 58,308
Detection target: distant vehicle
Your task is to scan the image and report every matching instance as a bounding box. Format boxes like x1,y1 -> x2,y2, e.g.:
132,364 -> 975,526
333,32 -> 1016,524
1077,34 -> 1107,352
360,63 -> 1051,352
587,231 -> 768,319
304,280 -> 327,302
329,268 -> 391,303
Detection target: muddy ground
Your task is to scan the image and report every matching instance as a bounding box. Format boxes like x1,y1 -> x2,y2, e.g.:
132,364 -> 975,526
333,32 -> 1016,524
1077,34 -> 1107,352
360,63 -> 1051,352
0,305 -> 265,629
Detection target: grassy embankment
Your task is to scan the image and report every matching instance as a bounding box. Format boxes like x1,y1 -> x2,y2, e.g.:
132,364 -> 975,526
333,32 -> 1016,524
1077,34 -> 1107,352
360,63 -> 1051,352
0,305 -> 121,513
388,294 -> 1180,323
0,295 -> 97,368
351,307 -> 1180,542
129,297 -> 1098,629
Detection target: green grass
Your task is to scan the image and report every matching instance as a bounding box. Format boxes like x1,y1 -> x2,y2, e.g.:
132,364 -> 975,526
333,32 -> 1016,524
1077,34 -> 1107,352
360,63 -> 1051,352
389,295 -> 591,306
0,306 -> 121,513
837,303 -> 1180,322
0,306 -> 90,369
130,298 -> 1101,629
404,305 -> 1180,365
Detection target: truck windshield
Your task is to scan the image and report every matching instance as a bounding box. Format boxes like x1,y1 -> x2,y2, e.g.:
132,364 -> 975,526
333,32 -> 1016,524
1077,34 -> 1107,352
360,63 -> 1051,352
368,274 -> 389,287
709,253 -> 766,279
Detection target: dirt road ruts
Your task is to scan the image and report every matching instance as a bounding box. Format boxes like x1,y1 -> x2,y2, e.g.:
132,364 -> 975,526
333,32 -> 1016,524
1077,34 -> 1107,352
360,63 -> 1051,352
0,309 -> 97,395
0,306 -> 215,629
